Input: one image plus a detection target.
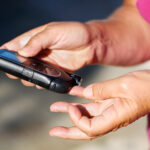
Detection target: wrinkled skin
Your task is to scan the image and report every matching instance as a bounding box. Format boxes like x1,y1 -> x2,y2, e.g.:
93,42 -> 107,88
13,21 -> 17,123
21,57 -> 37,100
1,0 -> 150,140
1,22 -> 97,88
50,70 -> 150,139
2,22 -> 95,72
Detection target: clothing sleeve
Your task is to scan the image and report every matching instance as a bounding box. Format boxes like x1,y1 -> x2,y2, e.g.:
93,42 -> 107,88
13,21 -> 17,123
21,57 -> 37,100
136,0 -> 150,23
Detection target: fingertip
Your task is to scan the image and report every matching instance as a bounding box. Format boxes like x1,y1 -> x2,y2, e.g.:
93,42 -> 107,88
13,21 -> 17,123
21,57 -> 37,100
19,46 -> 41,57
50,102 -> 61,112
18,47 -> 31,57
50,101 -> 69,112
1,43 -> 18,52
21,80 -> 35,87
49,128 -> 55,137
0,43 -> 9,50
49,128 -> 56,137
50,127 -> 92,140
49,127 -> 67,137
69,86 -> 84,97
83,85 -> 93,98
0,45 -> 6,49
50,103 -> 57,112
6,73 -> 18,79
36,85 -> 44,89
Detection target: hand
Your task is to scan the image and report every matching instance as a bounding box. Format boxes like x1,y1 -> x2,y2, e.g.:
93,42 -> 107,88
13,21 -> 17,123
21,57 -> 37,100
50,70 -> 150,140
1,22 -> 95,71
1,3 -> 150,88
1,22 -> 96,87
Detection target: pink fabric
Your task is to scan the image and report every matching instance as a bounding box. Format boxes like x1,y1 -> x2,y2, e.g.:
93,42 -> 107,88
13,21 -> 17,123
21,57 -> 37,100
148,115 -> 150,144
136,0 -> 150,147
137,0 -> 150,23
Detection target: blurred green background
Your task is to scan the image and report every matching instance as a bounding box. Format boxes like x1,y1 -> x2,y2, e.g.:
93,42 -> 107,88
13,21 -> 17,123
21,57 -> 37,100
0,0 -> 149,150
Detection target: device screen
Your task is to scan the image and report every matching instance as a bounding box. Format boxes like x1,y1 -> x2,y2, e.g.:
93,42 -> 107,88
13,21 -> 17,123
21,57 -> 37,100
0,50 -> 62,77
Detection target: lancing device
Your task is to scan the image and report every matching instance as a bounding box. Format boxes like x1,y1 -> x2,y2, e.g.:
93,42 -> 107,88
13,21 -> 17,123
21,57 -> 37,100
0,49 -> 82,93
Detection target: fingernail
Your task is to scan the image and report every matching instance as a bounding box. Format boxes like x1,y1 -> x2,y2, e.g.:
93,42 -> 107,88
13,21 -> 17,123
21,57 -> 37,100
69,86 -> 84,97
69,89 -> 77,96
49,131 -> 56,137
18,48 -> 28,56
50,104 -> 58,112
49,130 -> 61,137
18,49 -> 26,55
83,85 -> 93,98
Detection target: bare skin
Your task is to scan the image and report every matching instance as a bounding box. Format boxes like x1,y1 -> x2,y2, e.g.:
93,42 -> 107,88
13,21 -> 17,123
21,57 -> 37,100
51,70 -> 150,139
1,0 -> 150,140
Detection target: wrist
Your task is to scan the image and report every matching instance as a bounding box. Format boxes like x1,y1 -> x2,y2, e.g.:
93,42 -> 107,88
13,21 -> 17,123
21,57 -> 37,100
85,20 -> 110,65
86,5 -> 150,66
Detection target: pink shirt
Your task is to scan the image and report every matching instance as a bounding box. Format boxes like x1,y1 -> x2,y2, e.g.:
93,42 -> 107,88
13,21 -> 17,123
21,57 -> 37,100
136,0 -> 150,146
137,0 -> 150,23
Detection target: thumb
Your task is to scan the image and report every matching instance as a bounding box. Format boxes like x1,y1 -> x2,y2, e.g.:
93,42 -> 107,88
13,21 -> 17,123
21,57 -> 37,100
70,78 -> 123,101
18,30 -> 52,57
18,22 -> 91,57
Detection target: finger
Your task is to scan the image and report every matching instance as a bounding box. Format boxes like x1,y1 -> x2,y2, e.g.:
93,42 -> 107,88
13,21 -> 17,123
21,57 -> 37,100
18,29 -> 53,57
49,126 -> 93,140
21,80 -> 35,87
1,24 -> 47,51
36,85 -> 44,89
50,101 -> 70,112
69,86 -> 84,97
71,78 -> 122,101
50,101 -> 104,116
18,22 -> 89,57
68,104 -> 119,137
6,73 -> 18,79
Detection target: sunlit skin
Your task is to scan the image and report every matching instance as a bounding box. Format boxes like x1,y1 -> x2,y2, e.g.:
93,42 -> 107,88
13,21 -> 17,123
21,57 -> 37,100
1,0 -> 150,140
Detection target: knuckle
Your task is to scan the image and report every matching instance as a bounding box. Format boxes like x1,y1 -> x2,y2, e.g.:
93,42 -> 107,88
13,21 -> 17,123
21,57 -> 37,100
28,38 -> 37,47
86,131 -> 95,137
87,137 -> 95,141
119,73 -> 136,90
46,22 -> 61,31
85,128 -> 98,137
92,83 -> 104,99
131,70 -> 150,79
119,71 -> 144,91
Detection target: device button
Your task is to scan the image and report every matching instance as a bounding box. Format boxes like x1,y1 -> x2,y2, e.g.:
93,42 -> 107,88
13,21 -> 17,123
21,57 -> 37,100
50,81 -> 56,91
49,79 -> 70,93
22,67 -> 33,78
32,72 -> 51,87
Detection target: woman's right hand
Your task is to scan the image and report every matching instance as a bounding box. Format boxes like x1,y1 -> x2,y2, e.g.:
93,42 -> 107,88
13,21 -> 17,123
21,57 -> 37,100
0,22 -> 99,87
1,22 -> 97,72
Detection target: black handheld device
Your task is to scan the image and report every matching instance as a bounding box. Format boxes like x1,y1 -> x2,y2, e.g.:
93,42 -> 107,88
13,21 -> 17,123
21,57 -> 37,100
0,49 -> 82,93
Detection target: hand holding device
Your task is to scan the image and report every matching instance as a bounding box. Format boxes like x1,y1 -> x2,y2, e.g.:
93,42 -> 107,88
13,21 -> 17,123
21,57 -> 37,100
0,49 -> 82,93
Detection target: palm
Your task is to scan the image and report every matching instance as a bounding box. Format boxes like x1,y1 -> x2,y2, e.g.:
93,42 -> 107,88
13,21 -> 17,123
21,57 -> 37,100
39,46 -> 93,72
49,97 -> 139,140
50,71 -> 150,140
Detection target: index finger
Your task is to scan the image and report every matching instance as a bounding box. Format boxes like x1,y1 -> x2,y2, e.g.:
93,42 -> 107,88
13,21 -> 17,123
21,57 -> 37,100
1,24 -> 47,51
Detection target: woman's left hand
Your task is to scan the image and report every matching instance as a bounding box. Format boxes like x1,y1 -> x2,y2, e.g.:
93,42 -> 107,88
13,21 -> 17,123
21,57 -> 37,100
50,70 -> 150,140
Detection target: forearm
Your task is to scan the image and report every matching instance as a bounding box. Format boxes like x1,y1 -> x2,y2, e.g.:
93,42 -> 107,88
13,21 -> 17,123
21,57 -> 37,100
86,2 -> 150,66
123,0 -> 137,5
